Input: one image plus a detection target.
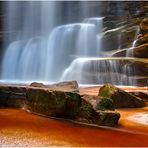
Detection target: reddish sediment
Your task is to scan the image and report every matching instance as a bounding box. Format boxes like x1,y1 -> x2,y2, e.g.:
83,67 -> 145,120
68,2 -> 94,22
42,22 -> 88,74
0,108 -> 148,146
0,86 -> 148,147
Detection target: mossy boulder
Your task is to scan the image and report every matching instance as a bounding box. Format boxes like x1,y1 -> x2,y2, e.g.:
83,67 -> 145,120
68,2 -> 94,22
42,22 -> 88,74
99,83 -> 146,108
96,98 -> 115,111
26,88 -> 81,118
26,87 -> 120,127
76,99 -> 97,123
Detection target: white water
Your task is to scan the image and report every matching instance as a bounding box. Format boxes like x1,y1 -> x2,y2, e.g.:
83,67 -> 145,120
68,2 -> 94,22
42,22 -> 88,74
0,2 -> 143,86
1,2 -> 104,84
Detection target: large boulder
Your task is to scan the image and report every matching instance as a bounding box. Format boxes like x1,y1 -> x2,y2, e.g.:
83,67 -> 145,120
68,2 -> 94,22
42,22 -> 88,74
96,98 -> 115,111
26,88 -> 81,119
26,87 -> 120,127
99,83 -> 146,108
122,61 -> 148,76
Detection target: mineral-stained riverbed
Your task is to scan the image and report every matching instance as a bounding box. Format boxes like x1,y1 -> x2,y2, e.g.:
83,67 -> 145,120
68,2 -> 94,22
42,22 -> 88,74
0,86 -> 148,147
0,108 -> 148,147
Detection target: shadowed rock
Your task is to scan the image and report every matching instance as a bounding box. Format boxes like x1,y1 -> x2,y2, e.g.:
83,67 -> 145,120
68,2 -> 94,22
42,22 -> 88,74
140,18 -> 148,35
99,83 -> 146,108
26,87 -> 120,127
132,44 -> 148,58
134,34 -> 148,47
0,85 -> 26,108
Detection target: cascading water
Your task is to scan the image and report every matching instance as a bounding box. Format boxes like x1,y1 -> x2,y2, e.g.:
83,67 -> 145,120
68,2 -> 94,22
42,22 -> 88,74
0,1 -> 145,86
1,1 -> 104,84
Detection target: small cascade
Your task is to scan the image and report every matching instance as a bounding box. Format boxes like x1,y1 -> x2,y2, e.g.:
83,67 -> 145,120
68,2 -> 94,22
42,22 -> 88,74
1,17 -> 103,83
61,58 -> 125,85
126,26 -> 140,57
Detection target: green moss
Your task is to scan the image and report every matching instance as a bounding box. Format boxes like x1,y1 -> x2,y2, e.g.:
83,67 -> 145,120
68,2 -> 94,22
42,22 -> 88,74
26,89 -> 82,119
96,98 -> 115,111
78,99 -> 95,120
99,83 -> 118,98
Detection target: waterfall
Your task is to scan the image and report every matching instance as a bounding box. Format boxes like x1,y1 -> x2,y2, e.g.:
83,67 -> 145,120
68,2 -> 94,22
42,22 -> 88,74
1,1 -> 104,84
0,1 -> 144,86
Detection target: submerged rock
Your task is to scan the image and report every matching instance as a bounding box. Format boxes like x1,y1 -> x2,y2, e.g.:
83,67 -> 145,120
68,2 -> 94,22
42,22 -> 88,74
26,87 -> 120,127
99,83 -> 146,108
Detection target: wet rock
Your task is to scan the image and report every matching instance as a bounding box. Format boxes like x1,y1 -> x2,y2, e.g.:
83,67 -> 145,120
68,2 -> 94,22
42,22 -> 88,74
101,25 -> 139,51
26,88 -> 81,118
111,49 -> 127,57
125,76 -> 148,87
96,110 -> 120,127
26,87 -> 120,127
81,94 -> 100,110
134,34 -> 148,47
99,83 -> 146,108
132,44 -> 148,58
48,80 -> 79,93
75,99 -> 97,124
0,85 -> 26,108
140,18 -> 148,35
112,43 -> 148,58
30,82 -> 46,88
96,98 -> 115,111
30,80 -> 79,93
129,91 -> 148,102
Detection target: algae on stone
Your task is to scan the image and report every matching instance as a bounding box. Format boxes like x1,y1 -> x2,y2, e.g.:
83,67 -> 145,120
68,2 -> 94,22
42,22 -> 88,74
99,83 -> 146,108
96,98 -> 115,111
26,87 -> 120,127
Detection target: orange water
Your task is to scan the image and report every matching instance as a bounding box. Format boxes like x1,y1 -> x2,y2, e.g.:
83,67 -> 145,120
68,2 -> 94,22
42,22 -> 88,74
0,108 -> 148,147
